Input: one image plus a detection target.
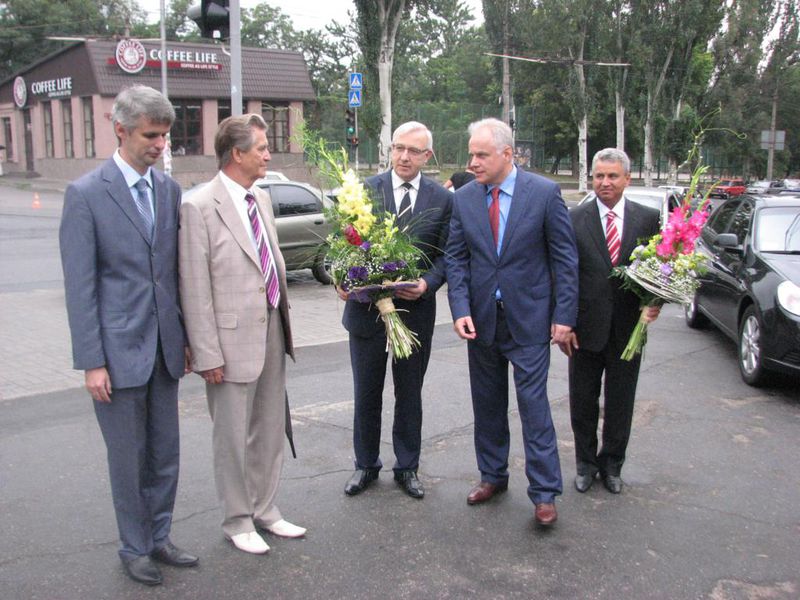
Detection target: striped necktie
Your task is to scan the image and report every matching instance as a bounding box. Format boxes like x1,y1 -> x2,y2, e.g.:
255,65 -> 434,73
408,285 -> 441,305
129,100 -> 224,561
133,178 -> 154,241
397,182 -> 412,228
606,210 -> 621,266
245,193 -> 280,308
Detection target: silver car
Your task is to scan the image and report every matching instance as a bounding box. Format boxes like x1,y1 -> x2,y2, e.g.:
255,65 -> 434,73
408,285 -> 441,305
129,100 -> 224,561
578,185 -> 684,225
183,179 -> 333,284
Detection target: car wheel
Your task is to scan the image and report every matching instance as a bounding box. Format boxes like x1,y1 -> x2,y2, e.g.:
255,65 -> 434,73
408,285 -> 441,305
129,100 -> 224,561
684,293 -> 708,328
738,305 -> 767,387
311,248 -> 332,285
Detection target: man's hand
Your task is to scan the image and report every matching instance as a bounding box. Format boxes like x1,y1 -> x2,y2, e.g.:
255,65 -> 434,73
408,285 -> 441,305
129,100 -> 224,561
641,305 -> 661,323
335,285 -> 349,301
550,323 -> 573,347
557,331 -> 580,357
454,316 -> 477,340
184,346 -> 193,374
86,367 -> 112,403
200,367 -> 224,385
395,278 -> 428,301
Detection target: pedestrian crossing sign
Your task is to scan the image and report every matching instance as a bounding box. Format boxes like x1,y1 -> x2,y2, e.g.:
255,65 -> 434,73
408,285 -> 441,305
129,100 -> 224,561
349,73 -> 363,89
348,90 -> 362,107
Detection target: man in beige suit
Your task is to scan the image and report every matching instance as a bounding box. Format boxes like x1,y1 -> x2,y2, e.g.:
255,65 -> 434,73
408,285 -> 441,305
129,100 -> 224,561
179,114 -> 305,555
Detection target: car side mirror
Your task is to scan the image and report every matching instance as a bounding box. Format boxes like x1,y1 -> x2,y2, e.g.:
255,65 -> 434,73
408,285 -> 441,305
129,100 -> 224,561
714,232 -> 742,253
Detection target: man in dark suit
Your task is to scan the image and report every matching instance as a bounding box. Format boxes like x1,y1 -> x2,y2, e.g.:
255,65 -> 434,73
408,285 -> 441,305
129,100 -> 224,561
560,148 -> 661,495
446,118 -> 578,526
341,121 -> 452,499
59,85 -> 197,585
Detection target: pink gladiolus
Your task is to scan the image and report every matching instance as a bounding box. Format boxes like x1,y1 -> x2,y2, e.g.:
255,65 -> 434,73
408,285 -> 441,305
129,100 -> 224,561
343,224 -> 363,246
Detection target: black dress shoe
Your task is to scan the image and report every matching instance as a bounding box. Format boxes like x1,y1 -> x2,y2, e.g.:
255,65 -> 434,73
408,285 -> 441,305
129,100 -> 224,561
394,470 -> 424,499
603,474 -> 623,494
151,542 -> 199,567
574,473 -> 596,493
122,555 -> 162,586
344,468 -> 379,496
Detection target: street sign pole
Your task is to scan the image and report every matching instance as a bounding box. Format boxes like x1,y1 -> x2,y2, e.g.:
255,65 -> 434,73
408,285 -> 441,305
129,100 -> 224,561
230,0 -> 242,116
349,73 -> 363,172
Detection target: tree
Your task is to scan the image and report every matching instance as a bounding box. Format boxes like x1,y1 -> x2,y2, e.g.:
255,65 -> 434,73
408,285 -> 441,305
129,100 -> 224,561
354,0 -> 411,171
0,0 -> 147,80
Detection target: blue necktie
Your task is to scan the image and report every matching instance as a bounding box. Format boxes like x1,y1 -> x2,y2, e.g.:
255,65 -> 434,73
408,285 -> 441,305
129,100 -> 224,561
133,178 -> 154,240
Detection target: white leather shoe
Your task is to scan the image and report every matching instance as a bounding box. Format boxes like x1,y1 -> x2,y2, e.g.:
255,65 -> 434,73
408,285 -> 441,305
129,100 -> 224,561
228,531 -> 270,554
264,519 -> 306,539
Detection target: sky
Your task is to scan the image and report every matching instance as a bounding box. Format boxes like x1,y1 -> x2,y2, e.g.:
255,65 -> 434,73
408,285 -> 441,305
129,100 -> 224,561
139,0 -> 484,32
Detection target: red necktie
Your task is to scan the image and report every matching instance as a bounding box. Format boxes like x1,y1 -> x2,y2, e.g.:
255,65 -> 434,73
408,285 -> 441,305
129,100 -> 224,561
246,193 -> 280,308
489,187 -> 500,247
606,210 -> 621,266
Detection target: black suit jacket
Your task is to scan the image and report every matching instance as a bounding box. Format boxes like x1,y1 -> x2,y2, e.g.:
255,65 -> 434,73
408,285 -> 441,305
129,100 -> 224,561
342,171 -> 452,338
570,197 -> 661,352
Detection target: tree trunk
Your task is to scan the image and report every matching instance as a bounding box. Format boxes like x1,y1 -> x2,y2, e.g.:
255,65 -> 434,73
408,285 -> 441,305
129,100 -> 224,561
376,0 -> 404,172
643,43 -> 674,186
578,113 -> 588,192
615,89 -> 625,151
501,6 -> 511,125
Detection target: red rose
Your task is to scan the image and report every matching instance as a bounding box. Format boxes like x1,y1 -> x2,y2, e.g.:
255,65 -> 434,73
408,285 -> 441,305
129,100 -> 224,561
344,224 -> 363,246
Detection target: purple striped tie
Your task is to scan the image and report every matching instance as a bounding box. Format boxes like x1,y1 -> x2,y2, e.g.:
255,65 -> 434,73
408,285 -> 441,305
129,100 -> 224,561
246,193 -> 280,308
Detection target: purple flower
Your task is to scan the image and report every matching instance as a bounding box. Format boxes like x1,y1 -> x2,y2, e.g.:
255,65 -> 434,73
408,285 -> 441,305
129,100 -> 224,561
660,263 -> 673,277
348,266 -> 368,281
360,241 -> 371,251
397,260 -> 407,269
382,262 -> 398,272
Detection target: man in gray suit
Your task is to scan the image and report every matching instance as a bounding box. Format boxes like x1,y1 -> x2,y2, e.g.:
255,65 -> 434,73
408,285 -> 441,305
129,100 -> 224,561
60,85 -> 198,586
179,114 -> 305,555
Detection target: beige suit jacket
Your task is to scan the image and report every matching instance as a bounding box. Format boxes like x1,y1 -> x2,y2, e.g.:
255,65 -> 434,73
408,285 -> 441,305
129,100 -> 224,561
179,174 -> 294,383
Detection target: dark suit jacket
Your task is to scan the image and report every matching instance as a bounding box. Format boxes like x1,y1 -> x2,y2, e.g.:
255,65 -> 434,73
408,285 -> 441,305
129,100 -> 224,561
342,171 -> 452,338
446,169 -> 578,346
59,158 -> 186,388
569,197 -> 661,352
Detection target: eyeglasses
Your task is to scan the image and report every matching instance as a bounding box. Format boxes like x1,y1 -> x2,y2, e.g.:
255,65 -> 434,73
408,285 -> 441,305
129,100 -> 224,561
391,144 -> 428,157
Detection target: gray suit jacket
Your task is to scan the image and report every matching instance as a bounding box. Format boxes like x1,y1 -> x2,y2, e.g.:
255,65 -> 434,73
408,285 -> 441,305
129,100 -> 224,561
59,158 -> 186,388
179,174 -> 294,383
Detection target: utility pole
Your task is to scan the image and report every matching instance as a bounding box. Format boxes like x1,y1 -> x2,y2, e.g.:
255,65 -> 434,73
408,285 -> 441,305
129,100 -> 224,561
230,0 -> 242,116
160,0 -> 172,175
767,84 -> 778,180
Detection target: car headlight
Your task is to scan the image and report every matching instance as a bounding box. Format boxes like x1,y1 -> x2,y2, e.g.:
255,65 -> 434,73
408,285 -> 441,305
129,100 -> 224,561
777,280 -> 800,316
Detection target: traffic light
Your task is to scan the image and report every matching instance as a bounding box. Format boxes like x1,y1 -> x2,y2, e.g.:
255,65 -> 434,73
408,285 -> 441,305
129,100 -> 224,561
188,0 -> 230,39
345,109 -> 356,145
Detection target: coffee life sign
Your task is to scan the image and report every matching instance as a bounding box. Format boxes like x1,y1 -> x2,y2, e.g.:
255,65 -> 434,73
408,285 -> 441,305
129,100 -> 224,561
30,76 -> 73,99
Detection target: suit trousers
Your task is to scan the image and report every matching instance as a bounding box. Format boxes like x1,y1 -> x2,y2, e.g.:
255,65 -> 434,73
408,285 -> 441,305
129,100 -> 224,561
349,305 -> 434,473
568,337 -> 642,477
467,306 -> 562,504
93,345 -> 180,561
206,307 -> 286,537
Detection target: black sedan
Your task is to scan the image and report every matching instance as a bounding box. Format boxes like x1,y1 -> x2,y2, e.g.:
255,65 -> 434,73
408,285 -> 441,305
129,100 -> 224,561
684,194 -> 800,385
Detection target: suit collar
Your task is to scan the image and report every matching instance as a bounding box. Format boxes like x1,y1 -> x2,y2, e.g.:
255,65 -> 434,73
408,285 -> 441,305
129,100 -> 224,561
102,158 -> 154,246
210,174 -> 262,270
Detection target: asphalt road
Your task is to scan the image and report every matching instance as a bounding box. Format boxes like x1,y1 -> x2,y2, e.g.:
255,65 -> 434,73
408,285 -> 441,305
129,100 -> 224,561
0,179 -> 798,600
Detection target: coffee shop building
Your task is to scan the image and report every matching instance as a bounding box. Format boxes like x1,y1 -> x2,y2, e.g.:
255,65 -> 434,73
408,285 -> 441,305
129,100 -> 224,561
0,39 -> 316,185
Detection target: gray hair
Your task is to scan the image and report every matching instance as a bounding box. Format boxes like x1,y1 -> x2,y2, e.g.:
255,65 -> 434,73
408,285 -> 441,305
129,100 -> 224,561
468,118 -> 513,152
592,148 -> 630,174
392,121 -> 433,150
111,85 -> 175,131
214,113 -> 268,170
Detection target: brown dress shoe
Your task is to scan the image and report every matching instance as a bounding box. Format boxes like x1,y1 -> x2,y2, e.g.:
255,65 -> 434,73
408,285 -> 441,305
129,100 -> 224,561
534,503 -> 557,526
466,481 -> 508,505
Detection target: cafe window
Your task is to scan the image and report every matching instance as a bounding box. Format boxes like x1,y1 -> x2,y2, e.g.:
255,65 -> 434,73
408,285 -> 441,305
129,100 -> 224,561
261,102 -> 289,153
217,99 -> 247,125
43,101 -> 54,158
82,97 -> 95,158
62,99 -> 73,158
171,99 -> 202,155
1,117 -> 12,159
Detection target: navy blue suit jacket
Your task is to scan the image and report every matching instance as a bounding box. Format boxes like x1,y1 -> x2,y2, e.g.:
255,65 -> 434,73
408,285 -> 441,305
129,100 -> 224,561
60,158 -> 186,388
342,171 -> 452,337
446,169 -> 578,346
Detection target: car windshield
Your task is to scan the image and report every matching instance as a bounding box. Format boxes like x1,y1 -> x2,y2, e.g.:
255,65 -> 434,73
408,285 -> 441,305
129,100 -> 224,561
624,192 -> 663,212
755,206 -> 800,252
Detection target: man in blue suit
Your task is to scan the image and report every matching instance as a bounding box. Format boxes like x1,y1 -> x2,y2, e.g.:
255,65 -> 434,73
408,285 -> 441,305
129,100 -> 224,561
60,85 -> 197,585
341,121 -> 452,499
446,118 -> 578,526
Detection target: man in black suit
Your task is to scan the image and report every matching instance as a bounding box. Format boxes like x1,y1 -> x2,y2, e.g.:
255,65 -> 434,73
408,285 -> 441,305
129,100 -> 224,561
340,121 -> 452,499
559,148 -> 661,495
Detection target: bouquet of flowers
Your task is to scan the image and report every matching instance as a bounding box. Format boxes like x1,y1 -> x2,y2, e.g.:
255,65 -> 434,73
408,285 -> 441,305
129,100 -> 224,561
613,124 -> 722,360
303,129 -> 425,359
